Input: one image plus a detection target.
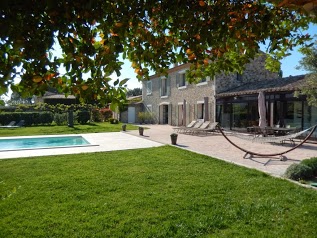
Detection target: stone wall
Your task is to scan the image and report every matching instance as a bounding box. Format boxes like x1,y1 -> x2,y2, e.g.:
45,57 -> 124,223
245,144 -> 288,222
142,54 -> 279,126
215,54 -> 279,93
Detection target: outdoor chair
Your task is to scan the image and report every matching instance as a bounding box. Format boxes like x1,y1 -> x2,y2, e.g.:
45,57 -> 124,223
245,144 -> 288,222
185,121 -> 211,134
200,122 -> 219,134
188,121 -> 220,135
177,120 -> 204,134
173,120 -> 197,133
0,121 -> 16,128
15,120 -> 25,127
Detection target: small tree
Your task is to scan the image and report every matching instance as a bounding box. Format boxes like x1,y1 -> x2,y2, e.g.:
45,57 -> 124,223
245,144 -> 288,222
296,43 -> 317,107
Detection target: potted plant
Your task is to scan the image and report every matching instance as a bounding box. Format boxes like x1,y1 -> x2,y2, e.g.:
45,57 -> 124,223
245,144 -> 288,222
170,133 -> 178,145
122,124 -> 127,131
139,126 -> 144,136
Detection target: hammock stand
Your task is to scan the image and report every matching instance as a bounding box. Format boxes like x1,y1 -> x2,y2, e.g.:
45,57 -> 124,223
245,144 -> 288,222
217,125 -> 317,161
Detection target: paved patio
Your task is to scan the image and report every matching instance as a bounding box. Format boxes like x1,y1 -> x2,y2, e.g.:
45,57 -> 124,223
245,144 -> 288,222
126,124 -> 317,177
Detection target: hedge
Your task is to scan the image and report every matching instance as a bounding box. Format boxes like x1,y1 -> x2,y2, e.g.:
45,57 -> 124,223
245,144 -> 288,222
0,112 -> 54,126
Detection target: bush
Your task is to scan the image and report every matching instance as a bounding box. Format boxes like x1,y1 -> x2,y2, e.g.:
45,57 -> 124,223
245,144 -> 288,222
100,108 -> 113,121
109,118 -> 119,124
54,113 -> 68,126
301,157 -> 317,176
138,111 -> 154,123
0,111 -> 54,126
77,110 -> 90,124
284,163 -> 313,181
91,109 -> 103,122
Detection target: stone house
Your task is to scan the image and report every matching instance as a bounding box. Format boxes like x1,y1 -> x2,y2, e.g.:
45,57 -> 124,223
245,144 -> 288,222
142,54 -> 279,126
119,95 -> 143,124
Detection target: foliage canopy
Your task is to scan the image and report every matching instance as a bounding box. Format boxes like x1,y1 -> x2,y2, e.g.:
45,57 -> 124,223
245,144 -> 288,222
296,42 -> 317,106
0,0 -> 315,104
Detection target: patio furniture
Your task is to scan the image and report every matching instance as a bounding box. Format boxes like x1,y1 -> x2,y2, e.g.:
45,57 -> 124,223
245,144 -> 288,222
193,122 -> 219,135
217,124 -> 317,161
180,120 -> 204,134
0,121 -> 16,128
15,120 -> 25,127
185,121 -> 211,134
173,120 -> 197,133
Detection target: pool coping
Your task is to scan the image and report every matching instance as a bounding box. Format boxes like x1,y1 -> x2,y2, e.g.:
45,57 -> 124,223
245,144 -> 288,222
0,132 -> 163,160
0,134 -> 99,152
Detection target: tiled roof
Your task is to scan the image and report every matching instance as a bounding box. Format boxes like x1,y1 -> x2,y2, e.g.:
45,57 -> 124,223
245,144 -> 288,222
216,75 -> 307,98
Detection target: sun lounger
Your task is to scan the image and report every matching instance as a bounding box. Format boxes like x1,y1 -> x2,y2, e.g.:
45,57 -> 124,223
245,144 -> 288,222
185,121 -> 211,134
194,122 -> 219,135
15,120 -> 25,127
0,121 -> 16,128
180,120 -> 204,134
173,120 -> 197,133
0,120 -> 24,128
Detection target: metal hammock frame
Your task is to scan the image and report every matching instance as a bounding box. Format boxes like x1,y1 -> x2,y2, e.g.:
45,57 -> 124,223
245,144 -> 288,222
217,125 -> 317,160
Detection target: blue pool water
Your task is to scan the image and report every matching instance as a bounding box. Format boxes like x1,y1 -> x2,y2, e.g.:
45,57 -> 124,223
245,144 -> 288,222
0,136 -> 91,151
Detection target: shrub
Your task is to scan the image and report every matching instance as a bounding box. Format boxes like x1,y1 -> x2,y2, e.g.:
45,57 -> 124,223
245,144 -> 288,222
77,110 -> 90,124
54,113 -> 68,126
91,108 -> 103,122
138,111 -> 154,124
109,118 -> 119,124
284,163 -> 313,181
100,107 -> 113,121
301,157 -> 317,176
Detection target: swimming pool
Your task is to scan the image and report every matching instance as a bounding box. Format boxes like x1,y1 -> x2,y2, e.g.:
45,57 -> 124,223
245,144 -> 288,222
0,135 -> 92,151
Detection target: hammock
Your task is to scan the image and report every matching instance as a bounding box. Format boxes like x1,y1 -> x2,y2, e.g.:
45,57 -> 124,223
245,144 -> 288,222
232,127 -> 313,144
217,125 -> 317,160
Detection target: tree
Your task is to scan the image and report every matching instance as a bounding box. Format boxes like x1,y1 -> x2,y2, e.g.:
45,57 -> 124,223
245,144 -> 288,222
296,42 -> 317,106
127,88 -> 142,97
0,0 -> 316,105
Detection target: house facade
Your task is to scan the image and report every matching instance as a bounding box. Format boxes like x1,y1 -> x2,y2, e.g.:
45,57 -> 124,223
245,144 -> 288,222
142,54 -> 279,126
216,75 -> 317,132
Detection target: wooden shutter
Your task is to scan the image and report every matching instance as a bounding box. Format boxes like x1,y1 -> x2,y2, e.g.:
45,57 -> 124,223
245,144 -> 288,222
167,76 -> 171,96
158,77 -> 162,96
176,73 -> 179,87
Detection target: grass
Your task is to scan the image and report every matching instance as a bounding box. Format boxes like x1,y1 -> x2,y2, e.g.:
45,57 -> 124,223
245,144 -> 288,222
1,146 -> 317,237
0,122 -> 138,137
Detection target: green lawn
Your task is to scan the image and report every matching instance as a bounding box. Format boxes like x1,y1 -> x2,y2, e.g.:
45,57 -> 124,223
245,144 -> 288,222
1,146 -> 317,237
0,122 -> 138,137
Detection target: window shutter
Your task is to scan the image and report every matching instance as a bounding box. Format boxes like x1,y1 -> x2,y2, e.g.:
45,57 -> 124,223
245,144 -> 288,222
167,76 -> 171,96
159,78 -> 162,96
194,104 -> 197,119
185,74 -> 189,86
176,73 -> 179,87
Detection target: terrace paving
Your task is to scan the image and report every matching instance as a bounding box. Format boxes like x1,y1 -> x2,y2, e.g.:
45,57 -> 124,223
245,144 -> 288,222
126,124 -> 317,177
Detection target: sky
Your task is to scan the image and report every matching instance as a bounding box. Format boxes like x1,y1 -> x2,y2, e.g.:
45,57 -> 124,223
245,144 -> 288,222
120,23 -> 317,90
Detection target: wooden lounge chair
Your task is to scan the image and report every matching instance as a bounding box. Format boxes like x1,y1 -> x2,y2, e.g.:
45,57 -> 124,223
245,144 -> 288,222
173,120 -> 197,133
201,122 -> 219,134
186,121 -> 211,134
182,120 -> 204,134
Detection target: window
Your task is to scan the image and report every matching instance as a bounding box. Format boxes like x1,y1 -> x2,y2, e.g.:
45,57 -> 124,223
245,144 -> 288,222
160,77 -> 170,97
147,104 -> 152,112
179,73 -> 186,87
197,77 -> 207,85
197,103 -> 204,119
176,71 -> 186,88
146,81 -> 152,95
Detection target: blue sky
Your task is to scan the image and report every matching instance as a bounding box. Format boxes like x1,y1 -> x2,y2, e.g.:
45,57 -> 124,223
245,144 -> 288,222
121,23 -> 317,90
